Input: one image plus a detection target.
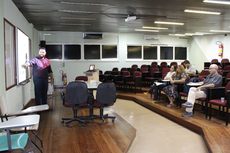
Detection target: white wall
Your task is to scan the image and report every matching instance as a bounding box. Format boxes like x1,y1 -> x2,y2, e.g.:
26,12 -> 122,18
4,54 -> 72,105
40,31 -> 189,85
1,0 -> 39,113
191,35 -> 230,71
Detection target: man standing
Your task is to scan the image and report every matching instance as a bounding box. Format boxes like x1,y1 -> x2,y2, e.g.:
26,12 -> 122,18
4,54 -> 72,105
183,60 -> 196,75
24,48 -> 53,105
181,64 -> 222,117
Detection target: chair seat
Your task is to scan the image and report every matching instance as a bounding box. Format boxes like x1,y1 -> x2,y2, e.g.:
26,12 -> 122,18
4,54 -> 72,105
93,100 -> 114,107
179,92 -> 188,97
145,77 -> 153,80
197,97 -> 206,101
65,101 -> 87,107
209,99 -> 227,106
0,133 -> 28,151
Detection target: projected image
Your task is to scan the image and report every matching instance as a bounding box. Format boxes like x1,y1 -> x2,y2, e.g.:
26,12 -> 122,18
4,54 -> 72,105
17,29 -> 29,84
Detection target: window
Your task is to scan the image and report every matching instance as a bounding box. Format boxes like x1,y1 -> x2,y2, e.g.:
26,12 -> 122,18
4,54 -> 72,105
46,44 -> 62,59
64,44 -> 81,60
84,45 -> 100,59
102,45 -> 117,58
175,47 -> 187,60
160,46 -> 173,60
4,19 -> 16,90
127,46 -> 142,59
143,46 -> 157,60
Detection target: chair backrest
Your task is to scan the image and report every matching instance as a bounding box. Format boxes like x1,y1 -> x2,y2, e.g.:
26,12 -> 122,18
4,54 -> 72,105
225,72 -> 230,84
120,67 -> 127,72
160,62 -> 168,71
132,71 -> 142,80
112,67 -> 118,72
122,71 -> 130,79
150,68 -> 159,77
151,62 -> 158,67
170,62 -> 177,67
131,64 -> 138,69
181,62 -> 185,68
141,64 -> 148,69
225,81 -> 230,95
224,65 -> 230,71
198,76 -> 205,81
96,83 -> 116,105
99,70 -> 103,75
0,96 -> 8,116
140,67 -> 148,72
211,59 -> 218,64
200,70 -> 209,76
66,82 -> 88,105
162,68 -> 170,78
104,71 -> 111,75
217,71 -> 222,76
75,76 -> 88,81
221,58 -> 229,67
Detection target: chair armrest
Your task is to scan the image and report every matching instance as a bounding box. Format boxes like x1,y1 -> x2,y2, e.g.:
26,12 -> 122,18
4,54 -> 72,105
142,72 -> 150,79
60,92 -> 65,105
207,87 -> 225,100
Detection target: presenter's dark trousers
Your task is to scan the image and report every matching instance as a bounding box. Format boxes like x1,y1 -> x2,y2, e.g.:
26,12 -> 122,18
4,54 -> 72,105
33,76 -> 48,105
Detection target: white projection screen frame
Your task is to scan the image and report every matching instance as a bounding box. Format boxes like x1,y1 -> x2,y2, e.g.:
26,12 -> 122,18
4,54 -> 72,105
16,28 -> 30,84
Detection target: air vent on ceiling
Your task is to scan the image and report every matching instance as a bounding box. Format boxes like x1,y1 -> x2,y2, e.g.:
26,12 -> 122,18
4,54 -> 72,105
83,33 -> 103,39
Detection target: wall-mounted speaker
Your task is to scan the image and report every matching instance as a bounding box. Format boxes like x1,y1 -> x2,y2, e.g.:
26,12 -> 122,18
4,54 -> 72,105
40,40 -> 46,48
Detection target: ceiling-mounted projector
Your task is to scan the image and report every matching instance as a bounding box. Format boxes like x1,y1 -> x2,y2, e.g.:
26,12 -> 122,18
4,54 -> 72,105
125,16 -> 136,22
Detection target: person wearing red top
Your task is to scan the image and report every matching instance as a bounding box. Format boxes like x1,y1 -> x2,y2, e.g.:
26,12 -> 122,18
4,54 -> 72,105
24,48 -> 53,105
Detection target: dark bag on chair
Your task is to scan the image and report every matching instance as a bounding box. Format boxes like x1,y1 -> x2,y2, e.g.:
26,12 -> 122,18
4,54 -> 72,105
183,77 -> 201,94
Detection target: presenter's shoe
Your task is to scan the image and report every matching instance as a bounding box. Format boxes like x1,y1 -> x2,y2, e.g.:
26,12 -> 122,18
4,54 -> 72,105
182,112 -> 193,117
166,103 -> 174,107
182,102 -> 193,108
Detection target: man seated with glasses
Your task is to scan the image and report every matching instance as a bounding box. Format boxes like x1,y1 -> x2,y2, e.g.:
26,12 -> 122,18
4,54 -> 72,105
181,64 -> 222,117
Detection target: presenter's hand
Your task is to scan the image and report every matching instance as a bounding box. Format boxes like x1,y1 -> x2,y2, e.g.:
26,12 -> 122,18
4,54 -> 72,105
23,63 -> 29,67
51,79 -> 54,86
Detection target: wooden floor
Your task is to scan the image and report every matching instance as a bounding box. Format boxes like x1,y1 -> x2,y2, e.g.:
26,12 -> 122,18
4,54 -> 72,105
5,90 -> 136,153
5,87 -> 230,153
117,88 -> 230,153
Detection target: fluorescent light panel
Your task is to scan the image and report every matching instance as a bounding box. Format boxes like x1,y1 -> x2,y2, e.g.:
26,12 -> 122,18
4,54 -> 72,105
203,0 -> 230,5
169,34 -> 186,36
60,1 -> 109,6
210,30 -> 230,32
142,26 -> 168,30
60,17 -> 96,20
135,29 -> 159,32
58,10 -> 99,13
60,23 -> 91,26
155,21 -> 184,25
184,9 -> 221,15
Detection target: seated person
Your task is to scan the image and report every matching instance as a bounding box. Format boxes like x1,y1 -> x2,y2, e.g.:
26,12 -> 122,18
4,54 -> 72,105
184,60 -> 196,75
144,65 -> 177,101
181,64 -> 222,117
163,65 -> 187,107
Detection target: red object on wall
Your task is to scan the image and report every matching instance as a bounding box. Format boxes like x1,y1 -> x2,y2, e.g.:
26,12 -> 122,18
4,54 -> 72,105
218,45 -> 223,57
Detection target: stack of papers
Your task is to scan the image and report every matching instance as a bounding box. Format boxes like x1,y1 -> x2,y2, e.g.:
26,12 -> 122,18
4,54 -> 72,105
154,82 -> 165,86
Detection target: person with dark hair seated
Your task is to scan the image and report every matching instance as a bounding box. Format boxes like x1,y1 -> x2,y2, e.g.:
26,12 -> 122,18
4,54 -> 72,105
163,65 -> 187,107
181,64 -> 222,117
183,60 -> 196,75
144,65 -> 177,101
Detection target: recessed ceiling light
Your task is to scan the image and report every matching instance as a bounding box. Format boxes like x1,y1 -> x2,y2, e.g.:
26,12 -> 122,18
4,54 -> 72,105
203,0 -> 230,5
155,21 -> 184,25
210,30 -> 230,32
58,10 -> 99,13
185,33 -> 203,36
195,32 -> 213,35
60,17 -> 96,20
184,9 -> 221,15
142,26 -> 168,30
135,29 -> 159,32
169,34 -> 186,36
60,1 -> 109,6
60,23 -> 91,26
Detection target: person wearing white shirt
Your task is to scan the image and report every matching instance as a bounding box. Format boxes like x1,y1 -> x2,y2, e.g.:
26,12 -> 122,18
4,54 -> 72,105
184,60 -> 196,75
144,65 -> 177,101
